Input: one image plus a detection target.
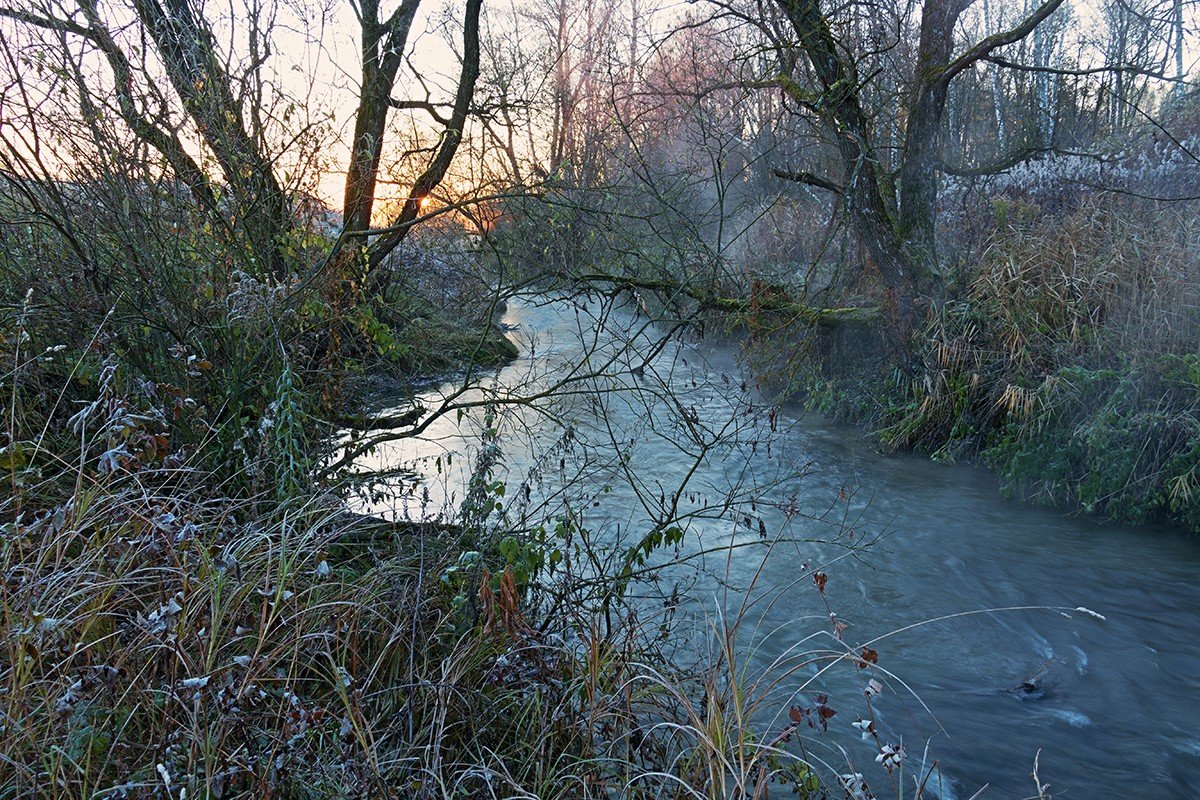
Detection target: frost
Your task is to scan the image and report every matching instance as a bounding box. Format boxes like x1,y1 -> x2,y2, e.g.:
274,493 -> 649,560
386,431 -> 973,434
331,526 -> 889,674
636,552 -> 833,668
852,717 -> 875,740
875,742 -> 904,771
55,679 -> 83,714
137,594 -> 184,635
839,773 -> 873,800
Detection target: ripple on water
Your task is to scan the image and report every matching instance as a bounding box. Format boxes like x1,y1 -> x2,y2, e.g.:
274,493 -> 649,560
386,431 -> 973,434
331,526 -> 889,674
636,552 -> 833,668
1044,708 -> 1092,728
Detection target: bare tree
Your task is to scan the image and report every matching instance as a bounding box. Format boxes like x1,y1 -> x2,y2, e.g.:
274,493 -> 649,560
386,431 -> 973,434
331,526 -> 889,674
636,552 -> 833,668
764,0 -> 1070,335
1,0 -> 484,284
343,0 -> 483,273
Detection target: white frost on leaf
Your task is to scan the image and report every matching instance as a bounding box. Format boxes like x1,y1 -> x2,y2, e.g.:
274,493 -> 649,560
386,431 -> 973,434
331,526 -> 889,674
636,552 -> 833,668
852,717 -> 875,741
876,742 -> 904,772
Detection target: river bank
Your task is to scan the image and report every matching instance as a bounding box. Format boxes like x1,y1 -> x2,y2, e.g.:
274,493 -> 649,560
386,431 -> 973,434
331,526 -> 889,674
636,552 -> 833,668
792,316 -> 1200,537
703,217 -> 1200,538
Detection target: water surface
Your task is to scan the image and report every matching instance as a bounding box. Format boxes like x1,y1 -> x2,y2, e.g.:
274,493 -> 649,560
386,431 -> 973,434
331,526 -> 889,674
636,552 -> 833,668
349,297 -> 1200,798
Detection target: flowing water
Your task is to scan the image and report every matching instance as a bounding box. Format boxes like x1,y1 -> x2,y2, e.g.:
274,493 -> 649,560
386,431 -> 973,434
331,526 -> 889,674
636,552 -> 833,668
349,296 -> 1200,798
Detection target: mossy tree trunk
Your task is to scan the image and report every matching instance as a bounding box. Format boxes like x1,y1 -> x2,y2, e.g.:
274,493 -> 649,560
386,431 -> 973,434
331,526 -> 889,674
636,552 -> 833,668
773,0 -> 1068,342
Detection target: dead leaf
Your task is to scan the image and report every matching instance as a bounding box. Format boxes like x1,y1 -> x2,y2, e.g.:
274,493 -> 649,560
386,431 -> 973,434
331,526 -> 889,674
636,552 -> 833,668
859,647 -> 878,668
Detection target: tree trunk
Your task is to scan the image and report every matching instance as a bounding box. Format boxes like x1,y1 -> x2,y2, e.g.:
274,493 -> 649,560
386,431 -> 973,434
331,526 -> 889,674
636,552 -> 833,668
896,0 -> 969,299
342,0 -> 422,234
131,0 -> 291,278
366,0 -> 483,272
775,0 -> 1067,336
778,0 -> 920,337
342,69 -> 391,234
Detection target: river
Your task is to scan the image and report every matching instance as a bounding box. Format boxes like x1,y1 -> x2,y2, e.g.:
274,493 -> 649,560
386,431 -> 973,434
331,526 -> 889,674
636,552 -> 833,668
348,295 -> 1200,798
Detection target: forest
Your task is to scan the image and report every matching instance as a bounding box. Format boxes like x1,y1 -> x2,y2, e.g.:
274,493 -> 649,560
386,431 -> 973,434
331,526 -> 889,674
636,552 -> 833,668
1,0 -> 1199,797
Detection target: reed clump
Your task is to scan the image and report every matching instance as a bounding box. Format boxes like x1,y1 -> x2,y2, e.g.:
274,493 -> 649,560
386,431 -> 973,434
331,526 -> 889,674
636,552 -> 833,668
807,195 -> 1200,531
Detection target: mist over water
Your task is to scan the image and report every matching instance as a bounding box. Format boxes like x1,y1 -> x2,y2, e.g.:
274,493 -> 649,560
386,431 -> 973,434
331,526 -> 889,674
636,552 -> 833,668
353,296 -> 1200,798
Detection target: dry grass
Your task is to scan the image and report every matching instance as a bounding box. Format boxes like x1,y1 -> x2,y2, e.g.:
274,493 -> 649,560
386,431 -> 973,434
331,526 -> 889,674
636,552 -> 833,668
866,195 -> 1200,527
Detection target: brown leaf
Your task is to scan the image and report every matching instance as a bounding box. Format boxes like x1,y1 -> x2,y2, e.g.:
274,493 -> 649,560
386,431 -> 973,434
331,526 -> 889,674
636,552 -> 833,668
478,569 -> 496,636
498,568 -> 527,639
789,705 -> 803,724
859,647 -> 878,668
813,571 -> 827,594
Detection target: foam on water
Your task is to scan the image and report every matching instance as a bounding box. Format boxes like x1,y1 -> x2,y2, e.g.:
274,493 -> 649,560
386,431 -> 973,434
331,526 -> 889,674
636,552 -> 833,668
1177,740 -> 1200,756
1029,632 -> 1055,660
1045,708 -> 1092,728
1070,645 -> 1088,674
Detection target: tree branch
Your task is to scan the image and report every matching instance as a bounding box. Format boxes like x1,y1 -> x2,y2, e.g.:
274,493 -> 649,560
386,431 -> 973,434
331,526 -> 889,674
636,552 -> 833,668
388,97 -> 451,126
940,147 -> 1105,177
983,55 -> 1189,83
941,0 -> 1068,86
0,7 -> 88,36
772,167 -> 844,194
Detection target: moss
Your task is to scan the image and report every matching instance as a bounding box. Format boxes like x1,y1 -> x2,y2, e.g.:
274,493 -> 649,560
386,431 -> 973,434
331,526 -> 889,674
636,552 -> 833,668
465,325 -> 520,365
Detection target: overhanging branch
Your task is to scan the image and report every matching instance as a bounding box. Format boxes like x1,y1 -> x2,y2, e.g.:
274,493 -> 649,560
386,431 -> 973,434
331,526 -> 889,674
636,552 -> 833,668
941,147 -> 1106,178
941,0 -> 1068,86
983,55 -> 1189,83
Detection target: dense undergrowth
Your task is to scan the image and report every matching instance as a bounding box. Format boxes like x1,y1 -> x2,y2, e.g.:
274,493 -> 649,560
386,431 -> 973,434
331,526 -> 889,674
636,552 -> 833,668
801,196 -> 1200,533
